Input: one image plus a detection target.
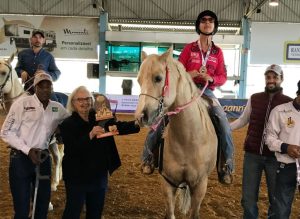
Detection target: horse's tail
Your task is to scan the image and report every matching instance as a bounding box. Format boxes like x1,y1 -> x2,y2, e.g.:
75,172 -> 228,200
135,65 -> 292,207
177,184 -> 191,215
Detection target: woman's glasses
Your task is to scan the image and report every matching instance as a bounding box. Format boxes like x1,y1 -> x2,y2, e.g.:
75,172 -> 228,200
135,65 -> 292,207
73,97 -> 92,103
200,17 -> 215,23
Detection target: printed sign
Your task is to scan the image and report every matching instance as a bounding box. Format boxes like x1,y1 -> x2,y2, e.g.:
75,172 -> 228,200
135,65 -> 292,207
284,39 -> 300,63
0,15 -> 98,59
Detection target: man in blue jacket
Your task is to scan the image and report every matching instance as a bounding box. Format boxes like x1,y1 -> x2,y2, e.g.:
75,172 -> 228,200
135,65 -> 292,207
15,30 -> 61,95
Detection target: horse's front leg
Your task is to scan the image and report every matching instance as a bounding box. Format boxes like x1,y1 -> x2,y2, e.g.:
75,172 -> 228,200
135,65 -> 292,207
49,140 -> 61,191
161,179 -> 177,219
189,177 -> 208,219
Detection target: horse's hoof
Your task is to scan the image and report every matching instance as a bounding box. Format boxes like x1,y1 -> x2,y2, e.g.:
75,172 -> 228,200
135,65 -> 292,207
141,163 -> 154,175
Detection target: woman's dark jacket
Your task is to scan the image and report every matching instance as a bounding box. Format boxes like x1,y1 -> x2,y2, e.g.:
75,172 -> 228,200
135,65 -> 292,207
60,110 -> 140,184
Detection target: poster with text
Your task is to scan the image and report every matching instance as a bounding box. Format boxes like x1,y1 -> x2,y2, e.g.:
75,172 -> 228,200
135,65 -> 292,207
0,15 -> 98,59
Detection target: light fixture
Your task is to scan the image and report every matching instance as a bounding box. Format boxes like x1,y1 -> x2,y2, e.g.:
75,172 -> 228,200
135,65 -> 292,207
269,0 -> 279,6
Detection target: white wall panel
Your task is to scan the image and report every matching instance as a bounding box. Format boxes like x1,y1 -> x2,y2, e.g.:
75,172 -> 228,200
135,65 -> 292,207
250,22 -> 300,64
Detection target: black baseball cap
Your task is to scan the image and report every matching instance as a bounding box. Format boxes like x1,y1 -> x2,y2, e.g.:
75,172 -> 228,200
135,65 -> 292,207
32,30 -> 45,38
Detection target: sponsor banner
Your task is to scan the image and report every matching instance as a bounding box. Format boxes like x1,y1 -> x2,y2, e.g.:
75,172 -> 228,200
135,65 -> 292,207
107,94 -> 247,118
0,15 -> 98,59
218,99 -> 247,119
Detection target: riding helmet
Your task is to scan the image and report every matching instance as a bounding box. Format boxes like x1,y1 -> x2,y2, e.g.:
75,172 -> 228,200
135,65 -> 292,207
195,10 -> 219,35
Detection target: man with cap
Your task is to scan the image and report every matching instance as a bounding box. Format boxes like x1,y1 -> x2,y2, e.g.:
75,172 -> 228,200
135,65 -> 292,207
265,80 -> 300,219
230,64 -> 292,218
15,29 -> 61,95
0,72 -> 69,219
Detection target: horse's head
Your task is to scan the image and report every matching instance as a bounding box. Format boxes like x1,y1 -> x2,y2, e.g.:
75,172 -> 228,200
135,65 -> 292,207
0,53 -> 24,112
0,53 -> 14,94
135,48 -> 180,126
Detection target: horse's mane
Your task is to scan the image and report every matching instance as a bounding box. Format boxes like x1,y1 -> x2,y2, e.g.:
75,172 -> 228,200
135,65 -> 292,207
168,58 -> 209,109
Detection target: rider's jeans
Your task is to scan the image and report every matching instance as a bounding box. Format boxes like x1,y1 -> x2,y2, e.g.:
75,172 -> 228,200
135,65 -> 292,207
141,116 -> 167,163
9,149 -> 51,219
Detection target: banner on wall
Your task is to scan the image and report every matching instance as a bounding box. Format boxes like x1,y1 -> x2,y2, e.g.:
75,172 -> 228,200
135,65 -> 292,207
284,39 -> 300,63
0,15 -> 98,59
107,95 -> 247,119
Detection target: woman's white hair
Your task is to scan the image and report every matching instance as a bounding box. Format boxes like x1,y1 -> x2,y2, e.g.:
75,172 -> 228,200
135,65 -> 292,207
66,86 -> 94,113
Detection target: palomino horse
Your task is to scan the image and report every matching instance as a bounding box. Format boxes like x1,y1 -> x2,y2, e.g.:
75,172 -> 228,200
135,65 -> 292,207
0,55 -> 64,206
135,48 -> 218,219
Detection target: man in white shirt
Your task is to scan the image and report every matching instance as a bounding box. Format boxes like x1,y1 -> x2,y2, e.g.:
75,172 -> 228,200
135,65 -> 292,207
266,80 -> 300,219
1,73 -> 69,219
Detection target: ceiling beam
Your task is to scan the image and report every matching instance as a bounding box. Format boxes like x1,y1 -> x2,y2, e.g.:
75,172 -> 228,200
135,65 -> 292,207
244,0 -> 268,18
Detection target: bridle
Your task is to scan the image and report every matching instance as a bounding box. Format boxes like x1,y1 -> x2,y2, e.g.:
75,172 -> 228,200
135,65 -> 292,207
139,66 -> 170,123
139,65 -> 208,130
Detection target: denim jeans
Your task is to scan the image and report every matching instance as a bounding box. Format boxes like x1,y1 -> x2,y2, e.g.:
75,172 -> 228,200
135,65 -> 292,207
203,88 -> 234,172
141,87 -> 235,173
242,152 -> 278,219
141,116 -> 167,163
9,149 -> 51,219
62,173 -> 108,219
272,162 -> 297,219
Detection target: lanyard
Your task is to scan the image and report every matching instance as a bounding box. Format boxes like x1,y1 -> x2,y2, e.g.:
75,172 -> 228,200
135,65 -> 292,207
197,40 -> 212,67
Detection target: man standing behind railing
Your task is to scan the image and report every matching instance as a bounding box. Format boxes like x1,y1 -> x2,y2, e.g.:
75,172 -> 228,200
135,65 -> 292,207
15,30 -> 61,95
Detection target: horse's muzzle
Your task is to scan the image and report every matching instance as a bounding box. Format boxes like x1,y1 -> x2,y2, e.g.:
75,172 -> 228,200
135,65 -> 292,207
136,108 -> 155,127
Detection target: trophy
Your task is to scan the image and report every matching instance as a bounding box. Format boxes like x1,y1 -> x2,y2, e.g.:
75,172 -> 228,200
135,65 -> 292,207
94,94 -> 119,138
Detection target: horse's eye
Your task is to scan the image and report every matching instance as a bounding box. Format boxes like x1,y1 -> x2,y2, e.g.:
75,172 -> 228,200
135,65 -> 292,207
154,75 -> 162,83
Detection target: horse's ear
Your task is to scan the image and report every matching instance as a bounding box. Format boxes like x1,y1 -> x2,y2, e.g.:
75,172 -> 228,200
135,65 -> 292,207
141,51 -> 147,62
159,47 -> 173,63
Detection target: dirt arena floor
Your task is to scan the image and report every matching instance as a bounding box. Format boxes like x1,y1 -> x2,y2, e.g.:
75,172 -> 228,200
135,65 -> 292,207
1,113 -> 300,219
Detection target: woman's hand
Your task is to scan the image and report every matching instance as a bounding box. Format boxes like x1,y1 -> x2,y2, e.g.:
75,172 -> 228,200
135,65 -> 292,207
89,126 -> 105,139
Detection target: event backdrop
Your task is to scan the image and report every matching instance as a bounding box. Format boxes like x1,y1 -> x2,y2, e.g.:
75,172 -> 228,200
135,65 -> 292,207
107,95 -> 247,119
0,15 -> 98,59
